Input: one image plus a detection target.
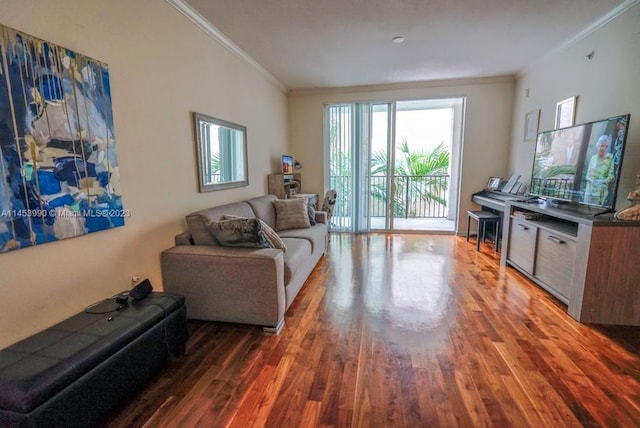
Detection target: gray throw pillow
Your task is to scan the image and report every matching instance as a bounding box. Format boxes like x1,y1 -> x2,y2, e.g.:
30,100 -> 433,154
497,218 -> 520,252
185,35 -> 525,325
222,215 -> 287,252
307,202 -> 317,226
207,218 -> 273,248
274,198 -> 311,231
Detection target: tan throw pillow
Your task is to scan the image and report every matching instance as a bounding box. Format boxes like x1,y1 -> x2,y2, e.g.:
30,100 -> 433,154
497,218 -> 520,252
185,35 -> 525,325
274,198 -> 311,231
222,215 -> 286,252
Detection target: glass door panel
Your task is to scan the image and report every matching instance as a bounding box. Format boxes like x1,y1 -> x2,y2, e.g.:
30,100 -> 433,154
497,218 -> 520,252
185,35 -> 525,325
369,103 -> 393,230
391,100 -> 458,231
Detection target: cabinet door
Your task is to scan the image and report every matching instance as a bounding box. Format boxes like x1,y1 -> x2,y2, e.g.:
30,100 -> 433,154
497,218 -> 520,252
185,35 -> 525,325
535,229 -> 576,300
508,219 -> 537,274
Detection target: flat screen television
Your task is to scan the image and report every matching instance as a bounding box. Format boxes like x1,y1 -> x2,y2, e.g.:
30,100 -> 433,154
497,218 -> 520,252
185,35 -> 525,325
530,114 -> 629,210
282,155 -> 294,181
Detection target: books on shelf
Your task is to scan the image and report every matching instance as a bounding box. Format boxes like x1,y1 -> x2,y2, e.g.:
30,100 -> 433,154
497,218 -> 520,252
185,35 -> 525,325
512,210 -> 544,220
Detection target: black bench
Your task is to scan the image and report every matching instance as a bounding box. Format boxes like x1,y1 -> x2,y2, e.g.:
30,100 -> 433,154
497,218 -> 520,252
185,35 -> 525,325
466,210 -> 501,252
0,292 -> 187,428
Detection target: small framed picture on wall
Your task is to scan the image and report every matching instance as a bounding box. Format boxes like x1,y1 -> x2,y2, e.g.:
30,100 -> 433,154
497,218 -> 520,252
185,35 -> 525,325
555,96 -> 577,129
524,110 -> 540,142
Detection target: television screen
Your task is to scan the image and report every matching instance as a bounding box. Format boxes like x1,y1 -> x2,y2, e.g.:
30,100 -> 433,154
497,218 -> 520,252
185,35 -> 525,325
282,155 -> 294,180
530,114 -> 629,210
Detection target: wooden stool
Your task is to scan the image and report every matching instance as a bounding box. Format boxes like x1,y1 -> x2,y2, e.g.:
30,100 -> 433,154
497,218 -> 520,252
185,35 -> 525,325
466,210 -> 501,251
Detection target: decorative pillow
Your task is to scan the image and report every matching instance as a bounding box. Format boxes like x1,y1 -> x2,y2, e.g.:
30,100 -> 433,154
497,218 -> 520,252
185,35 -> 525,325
307,201 -> 317,226
274,198 -> 311,231
260,221 -> 287,252
207,218 -> 273,249
222,215 -> 286,252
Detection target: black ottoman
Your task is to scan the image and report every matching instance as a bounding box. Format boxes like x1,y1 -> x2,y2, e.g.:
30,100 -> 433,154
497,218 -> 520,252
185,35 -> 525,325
0,292 -> 187,428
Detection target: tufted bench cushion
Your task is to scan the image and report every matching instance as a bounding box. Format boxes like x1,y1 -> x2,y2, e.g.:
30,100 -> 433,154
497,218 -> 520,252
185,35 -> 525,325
0,292 -> 187,427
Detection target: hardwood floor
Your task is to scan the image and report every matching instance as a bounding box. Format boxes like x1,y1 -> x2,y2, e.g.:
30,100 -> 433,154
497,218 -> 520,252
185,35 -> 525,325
105,234 -> 640,427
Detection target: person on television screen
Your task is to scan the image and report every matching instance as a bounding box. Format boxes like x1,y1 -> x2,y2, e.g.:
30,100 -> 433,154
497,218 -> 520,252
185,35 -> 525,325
584,135 -> 614,205
613,117 -> 627,174
550,127 -> 582,169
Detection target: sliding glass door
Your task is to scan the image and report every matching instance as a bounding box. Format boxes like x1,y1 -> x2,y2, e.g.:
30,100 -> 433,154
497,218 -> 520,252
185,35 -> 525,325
325,98 -> 463,233
369,103 -> 394,230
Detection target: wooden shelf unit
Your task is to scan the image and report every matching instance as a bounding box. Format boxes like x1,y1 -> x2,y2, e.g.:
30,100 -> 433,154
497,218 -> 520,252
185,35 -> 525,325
268,173 -> 301,199
500,201 -> 640,325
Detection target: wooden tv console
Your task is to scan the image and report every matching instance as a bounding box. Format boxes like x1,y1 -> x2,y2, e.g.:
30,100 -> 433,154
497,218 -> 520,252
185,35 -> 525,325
500,200 -> 640,325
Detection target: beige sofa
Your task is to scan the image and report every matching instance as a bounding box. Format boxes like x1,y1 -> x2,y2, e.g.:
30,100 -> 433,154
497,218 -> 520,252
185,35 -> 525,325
161,194 -> 328,333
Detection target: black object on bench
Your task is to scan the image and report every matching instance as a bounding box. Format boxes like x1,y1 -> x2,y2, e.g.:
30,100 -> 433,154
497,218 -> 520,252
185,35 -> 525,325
0,292 -> 187,427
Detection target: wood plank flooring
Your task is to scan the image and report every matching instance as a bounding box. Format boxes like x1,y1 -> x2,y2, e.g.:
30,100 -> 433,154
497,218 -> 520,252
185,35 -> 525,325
105,234 -> 640,427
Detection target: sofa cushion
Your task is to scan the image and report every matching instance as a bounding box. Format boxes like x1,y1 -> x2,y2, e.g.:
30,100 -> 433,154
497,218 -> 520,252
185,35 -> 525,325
187,202 -> 255,245
274,198 -> 311,231
281,238 -> 312,285
207,218 -> 273,249
278,223 -> 328,253
246,195 -> 278,230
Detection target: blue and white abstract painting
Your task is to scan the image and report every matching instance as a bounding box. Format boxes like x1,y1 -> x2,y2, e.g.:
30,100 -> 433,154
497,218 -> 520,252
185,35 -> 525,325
0,24 -> 125,253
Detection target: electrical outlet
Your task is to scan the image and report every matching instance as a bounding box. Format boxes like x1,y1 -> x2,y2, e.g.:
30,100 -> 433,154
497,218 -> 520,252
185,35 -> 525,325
131,274 -> 142,285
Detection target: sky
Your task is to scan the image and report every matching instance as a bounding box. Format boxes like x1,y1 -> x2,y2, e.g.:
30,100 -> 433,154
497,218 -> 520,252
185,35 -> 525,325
371,107 -> 454,157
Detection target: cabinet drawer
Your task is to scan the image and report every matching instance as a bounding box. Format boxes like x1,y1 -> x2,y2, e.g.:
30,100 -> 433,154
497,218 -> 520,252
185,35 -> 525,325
535,229 -> 576,299
508,220 -> 537,274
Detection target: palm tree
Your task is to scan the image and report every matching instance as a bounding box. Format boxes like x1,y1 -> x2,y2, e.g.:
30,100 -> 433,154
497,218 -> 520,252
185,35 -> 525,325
370,139 -> 450,217
209,152 -> 220,182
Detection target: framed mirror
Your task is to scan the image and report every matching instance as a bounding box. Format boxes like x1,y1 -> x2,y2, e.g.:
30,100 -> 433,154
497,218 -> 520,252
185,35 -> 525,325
193,112 -> 248,192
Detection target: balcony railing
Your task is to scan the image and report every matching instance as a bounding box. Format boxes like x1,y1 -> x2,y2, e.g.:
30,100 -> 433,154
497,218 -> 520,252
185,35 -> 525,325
204,173 -> 223,183
329,174 -> 450,222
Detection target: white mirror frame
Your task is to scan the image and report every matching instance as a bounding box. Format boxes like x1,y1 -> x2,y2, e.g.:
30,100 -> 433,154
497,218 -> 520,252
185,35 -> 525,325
193,112 -> 249,192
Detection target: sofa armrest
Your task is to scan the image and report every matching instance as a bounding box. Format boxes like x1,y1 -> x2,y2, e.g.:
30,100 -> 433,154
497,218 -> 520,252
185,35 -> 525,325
315,210 -> 328,224
161,245 -> 286,329
175,231 -> 194,245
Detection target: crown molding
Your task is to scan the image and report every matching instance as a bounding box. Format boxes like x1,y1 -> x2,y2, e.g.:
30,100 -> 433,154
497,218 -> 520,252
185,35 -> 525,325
288,75 -> 516,97
166,0 -> 288,93
518,0 -> 640,78
560,0 -> 640,49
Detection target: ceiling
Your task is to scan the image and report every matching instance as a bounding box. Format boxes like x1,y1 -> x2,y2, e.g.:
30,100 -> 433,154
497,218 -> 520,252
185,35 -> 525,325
183,0 -> 626,90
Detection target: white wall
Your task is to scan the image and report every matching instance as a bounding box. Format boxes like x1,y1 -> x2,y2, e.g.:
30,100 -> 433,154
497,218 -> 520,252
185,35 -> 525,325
509,3 -> 640,207
0,0 -> 288,348
288,77 -> 515,231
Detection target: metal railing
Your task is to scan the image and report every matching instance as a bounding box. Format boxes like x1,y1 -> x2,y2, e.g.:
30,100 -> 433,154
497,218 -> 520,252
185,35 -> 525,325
204,173 -> 223,183
370,175 -> 449,218
530,177 -> 593,201
530,177 -> 574,199
329,174 -> 450,224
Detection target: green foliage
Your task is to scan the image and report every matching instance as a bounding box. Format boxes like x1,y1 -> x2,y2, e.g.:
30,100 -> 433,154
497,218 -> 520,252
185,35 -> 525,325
369,139 -> 450,217
532,150 -> 576,178
545,164 -> 576,178
210,152 -> 220,173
